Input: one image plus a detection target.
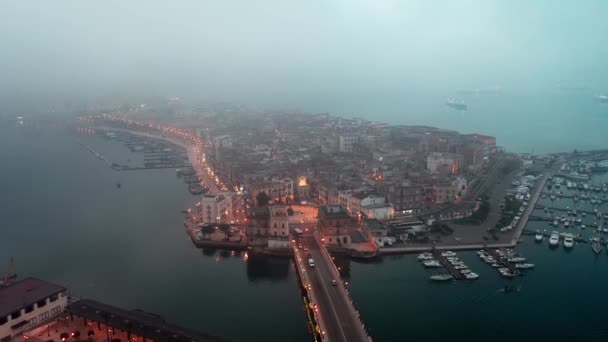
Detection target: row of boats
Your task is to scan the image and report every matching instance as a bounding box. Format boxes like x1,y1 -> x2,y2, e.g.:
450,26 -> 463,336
478,249 -> 534,278
540,231 -> 575,248
418,252 -> 479,281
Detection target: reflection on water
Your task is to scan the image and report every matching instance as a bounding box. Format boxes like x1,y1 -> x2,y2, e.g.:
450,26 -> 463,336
246,253 -> 291,282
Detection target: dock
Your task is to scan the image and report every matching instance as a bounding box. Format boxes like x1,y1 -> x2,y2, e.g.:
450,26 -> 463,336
483,248 -> 519,275
431,250 -> 464,280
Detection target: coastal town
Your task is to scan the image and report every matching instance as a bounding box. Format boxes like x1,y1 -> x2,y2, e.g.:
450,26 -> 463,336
3,104 -> 608,342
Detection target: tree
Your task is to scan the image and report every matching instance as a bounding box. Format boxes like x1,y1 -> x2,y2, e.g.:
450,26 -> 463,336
287,207 -> 294,216
256,191 -> 270,207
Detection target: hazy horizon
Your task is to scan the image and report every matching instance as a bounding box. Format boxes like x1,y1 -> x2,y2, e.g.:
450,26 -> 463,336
2,1 -> 608,114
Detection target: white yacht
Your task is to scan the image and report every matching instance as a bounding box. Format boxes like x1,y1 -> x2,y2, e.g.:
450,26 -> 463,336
535,232 -> 544,242
418,253 -> 434,261
441,251 -> 457,257
508,257 -> 526,263
430,274 -> 453,281
564,221 -> 570,228
563,234 -> 574,248
515,263 -> 535,269
423,260 -> 442,268
464,272 -> 479,280
549,231 -> 560,246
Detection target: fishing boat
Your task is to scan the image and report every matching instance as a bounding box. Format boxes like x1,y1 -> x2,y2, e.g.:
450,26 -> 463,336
430,274 -> 453,281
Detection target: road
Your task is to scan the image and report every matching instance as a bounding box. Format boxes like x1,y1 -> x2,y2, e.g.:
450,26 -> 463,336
297,235 -> 368,342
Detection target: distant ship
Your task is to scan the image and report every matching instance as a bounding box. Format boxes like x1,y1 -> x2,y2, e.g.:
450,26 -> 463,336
594,95 -> 608,103
446,99 -> 467,111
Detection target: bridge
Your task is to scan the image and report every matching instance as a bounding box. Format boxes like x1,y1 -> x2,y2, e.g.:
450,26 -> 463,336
293,234 -> 371,342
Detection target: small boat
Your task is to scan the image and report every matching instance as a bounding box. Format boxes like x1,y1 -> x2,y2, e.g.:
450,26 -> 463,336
500,270 -> 517,278
564,221 -> 570,228
464,272 -> 479,280
535,232 -> 544,242
491,263 -> 502,268
581,224 -> 586,229
515,263 -> 535,269
564,234 -> 574,248
441,251 -> 457,257
418,253 -> 434,260
423,260 -> 442,268
454,265 -> 468,270
549,231 -> 560,246
430,274 -> 453,281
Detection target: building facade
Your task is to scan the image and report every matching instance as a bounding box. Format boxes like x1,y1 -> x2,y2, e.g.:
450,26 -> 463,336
0,278 -> 68,341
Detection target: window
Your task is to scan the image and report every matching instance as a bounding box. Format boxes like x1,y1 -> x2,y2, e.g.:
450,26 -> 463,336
37,299 -> 46,308
29,317 -> 37,326
39,311 -> 49,321
25,305 -> 34,313
50,306 -> 61,316
10,310 -> 21,319
274,223 -> 277,228
281,223 -> 284,228
0,315 -> 7,325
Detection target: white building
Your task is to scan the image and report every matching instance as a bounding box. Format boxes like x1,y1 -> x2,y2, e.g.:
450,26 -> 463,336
199,193 -> 233,224
0,278 -> 68,341
339,136 -> 359,153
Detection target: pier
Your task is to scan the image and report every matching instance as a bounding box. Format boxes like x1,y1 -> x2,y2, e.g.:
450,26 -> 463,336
431,250 -> 464,280
483,248 -> 519,275
293,234 -> 370,342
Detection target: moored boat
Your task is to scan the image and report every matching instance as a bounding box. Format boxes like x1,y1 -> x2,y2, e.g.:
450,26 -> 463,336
430,274 -> 453,281
563,234 -> 574,248
549,231 -> 560,246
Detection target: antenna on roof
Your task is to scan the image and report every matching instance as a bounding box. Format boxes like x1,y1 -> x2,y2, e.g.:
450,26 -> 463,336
0,257 -> 17,287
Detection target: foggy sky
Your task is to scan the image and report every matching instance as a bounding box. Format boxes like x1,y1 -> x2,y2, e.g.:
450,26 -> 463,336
2,0 -> 608,112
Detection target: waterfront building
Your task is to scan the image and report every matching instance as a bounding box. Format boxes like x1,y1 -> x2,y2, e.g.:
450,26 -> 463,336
0,278 -> 67,341
246,204 -> 291,249
199,193 -> 233,224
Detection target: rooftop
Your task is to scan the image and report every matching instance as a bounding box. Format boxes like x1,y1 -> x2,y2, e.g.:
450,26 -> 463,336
68,299 -> 228,342
0,277 -> 66,318
319,205 -> 350,218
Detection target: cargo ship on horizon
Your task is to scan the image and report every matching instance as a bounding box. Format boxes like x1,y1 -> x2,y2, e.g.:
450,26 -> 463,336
446,99 -> 467,111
